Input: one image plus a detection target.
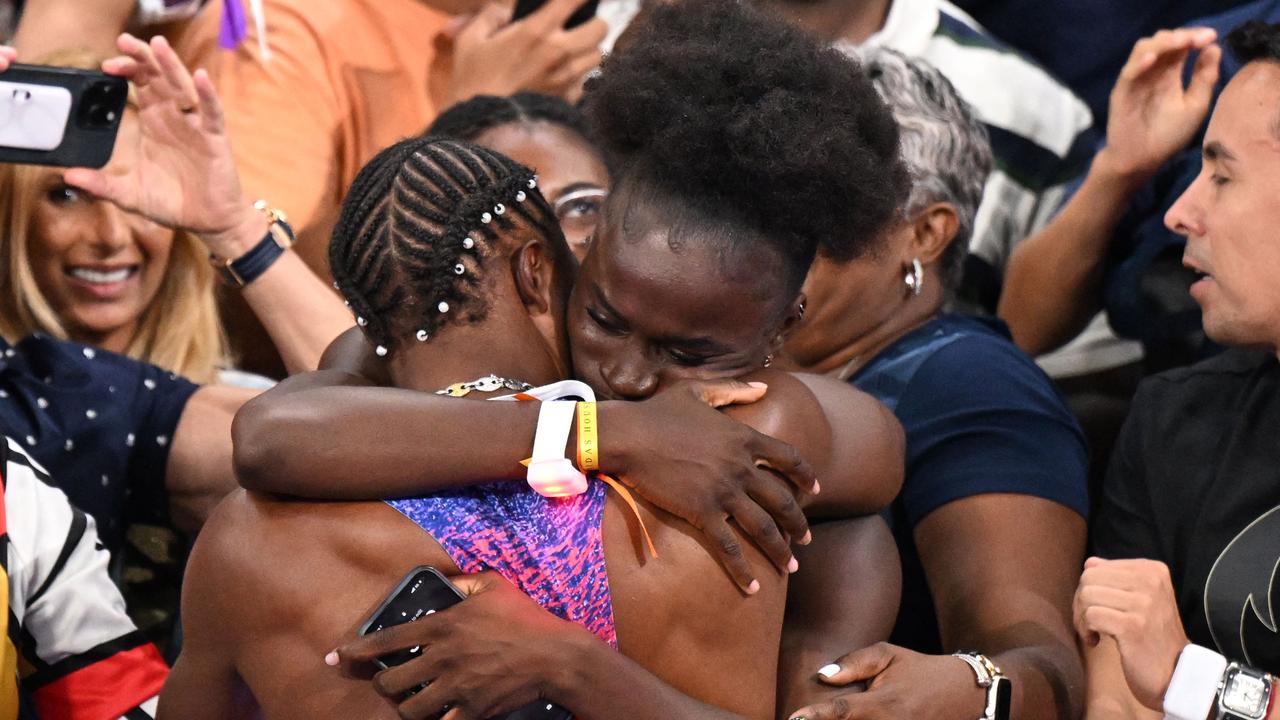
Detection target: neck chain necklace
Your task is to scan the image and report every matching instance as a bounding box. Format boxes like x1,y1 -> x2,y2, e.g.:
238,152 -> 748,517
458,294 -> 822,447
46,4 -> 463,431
436,374 -> 534,398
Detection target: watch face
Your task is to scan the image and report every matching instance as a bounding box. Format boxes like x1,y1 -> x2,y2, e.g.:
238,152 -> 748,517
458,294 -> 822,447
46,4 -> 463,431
1222,671 -> 1270,717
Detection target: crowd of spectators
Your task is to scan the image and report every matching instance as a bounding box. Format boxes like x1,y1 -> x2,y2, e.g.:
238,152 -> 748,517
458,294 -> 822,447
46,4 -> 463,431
2,0 -> 1278,719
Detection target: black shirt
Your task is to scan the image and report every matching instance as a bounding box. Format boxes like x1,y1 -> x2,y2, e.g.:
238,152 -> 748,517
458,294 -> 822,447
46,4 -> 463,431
1093,348 -> 1280,672
0,334 -> 198,555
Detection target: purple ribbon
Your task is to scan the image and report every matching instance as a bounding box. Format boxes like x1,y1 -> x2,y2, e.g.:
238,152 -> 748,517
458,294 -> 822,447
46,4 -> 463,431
219,0 -> 249,50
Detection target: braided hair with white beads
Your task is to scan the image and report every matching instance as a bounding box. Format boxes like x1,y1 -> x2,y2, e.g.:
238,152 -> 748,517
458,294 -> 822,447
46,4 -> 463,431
329,136 -> 561,355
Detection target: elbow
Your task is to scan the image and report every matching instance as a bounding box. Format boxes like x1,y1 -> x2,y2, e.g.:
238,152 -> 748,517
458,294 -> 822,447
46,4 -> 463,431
868,405 -> 907,511
230,395 -> 278,492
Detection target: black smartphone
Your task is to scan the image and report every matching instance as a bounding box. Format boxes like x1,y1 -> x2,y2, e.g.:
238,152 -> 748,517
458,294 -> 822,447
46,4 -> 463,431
0,64 -> 127,169
512,0 -> 600,29
359,567 -> 573,720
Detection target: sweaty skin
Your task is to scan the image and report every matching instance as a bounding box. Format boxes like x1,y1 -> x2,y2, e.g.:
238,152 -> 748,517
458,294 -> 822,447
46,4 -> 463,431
160,366 -> 886,719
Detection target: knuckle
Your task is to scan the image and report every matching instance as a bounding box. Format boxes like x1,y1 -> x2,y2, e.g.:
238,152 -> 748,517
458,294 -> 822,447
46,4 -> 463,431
718,535 -> 744,558
832,697 -> 852,717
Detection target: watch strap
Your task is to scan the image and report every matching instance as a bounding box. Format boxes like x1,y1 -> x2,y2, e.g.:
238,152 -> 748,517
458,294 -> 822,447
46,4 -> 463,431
1165,644 -> 1229,720
526,400 -> 588,498
211,202 -> 295,287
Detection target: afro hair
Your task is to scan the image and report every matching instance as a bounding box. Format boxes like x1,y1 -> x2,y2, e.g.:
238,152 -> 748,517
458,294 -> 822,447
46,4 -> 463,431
583,0 -> 910,268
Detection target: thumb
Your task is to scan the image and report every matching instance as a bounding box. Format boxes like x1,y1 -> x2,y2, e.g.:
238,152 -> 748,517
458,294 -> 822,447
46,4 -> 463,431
447,570 -> 506,598
688,379 -> 768,408
1187,43 -> 1221,109
815,643 -> 896,687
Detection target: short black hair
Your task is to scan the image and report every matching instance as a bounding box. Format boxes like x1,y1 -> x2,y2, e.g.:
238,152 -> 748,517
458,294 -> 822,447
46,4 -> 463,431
329,136 -> 561,353
1228,20 -> 1280,65
428,92 -> 596,149
582,0 -> 910,292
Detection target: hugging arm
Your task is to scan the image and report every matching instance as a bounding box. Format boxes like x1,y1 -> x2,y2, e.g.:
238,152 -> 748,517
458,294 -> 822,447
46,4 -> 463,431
233,330 -> 818,591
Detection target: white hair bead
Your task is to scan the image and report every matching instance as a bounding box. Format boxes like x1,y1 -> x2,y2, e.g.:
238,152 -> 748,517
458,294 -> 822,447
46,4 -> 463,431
357,316 -> 367,327
454,264 -> 465,275
462,237 -> 475,250
438,301 -> 449,313
516,191 -> 527,202
528,178 -> 537,189
375,345 -> 388,357
416,330 -> 429,342
494,203 -> 505,216
481,212 -> 493,224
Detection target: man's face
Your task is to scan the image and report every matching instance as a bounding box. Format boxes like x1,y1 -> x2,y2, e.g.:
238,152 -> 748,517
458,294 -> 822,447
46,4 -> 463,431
1168,62 -> 1280,350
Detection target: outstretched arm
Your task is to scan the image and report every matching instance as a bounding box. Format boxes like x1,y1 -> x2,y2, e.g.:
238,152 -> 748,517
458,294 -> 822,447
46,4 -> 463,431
999,28 -> 1221,355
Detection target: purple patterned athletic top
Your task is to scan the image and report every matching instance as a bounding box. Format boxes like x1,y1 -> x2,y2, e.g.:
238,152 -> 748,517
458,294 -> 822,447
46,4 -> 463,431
387,478 -> 617,647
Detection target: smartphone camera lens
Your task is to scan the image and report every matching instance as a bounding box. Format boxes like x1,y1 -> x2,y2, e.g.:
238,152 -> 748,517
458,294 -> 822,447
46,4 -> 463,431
76,81 -> 125,129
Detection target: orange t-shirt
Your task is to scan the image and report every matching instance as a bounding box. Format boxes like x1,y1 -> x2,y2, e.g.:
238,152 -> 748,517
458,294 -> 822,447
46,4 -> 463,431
178,0 -> 453,276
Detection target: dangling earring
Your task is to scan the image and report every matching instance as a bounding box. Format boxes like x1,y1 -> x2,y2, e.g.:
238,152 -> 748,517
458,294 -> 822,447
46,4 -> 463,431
764,354 -> 774,368
798,301 -> 807,319
904,258 -> 924,297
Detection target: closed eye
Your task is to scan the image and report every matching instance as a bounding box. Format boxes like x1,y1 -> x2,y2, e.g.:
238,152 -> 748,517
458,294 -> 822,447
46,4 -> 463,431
587,306 -> 625,335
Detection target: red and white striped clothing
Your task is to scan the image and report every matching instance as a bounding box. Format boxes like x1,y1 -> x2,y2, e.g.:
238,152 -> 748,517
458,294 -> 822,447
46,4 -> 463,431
2,437 -> 167,720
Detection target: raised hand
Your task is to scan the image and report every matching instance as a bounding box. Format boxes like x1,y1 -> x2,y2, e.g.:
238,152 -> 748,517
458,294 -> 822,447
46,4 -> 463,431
603,379 -> 818,594
441,0 -> 608,106
1102,28 -> 1222,180
63,33 -> 260,258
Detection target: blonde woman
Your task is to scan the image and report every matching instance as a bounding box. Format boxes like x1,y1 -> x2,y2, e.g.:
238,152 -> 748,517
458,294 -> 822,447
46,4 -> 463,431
0,41 -> 350,384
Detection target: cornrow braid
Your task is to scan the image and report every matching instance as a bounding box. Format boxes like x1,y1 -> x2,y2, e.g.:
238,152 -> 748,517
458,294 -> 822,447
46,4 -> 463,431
329,135 -> 560,355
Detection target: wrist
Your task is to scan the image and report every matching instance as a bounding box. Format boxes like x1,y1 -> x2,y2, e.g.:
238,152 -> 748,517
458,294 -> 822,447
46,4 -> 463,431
594,401 -> 636,479
200,203 -> 264,259
1091,147 -> 1160,194
550,624 -> 609,709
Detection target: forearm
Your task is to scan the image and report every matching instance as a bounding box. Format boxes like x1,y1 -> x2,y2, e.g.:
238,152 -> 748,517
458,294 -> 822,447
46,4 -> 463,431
13,0 -> 135,57
999,151 -> 1150,356
989,643 -> 1085,720
557,635 -> 748,720
206,214 -> 352,375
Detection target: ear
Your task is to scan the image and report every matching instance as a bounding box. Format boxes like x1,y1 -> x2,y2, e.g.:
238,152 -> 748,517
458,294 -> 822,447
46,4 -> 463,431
907,202 -> 961,265
511,238 -> 556,316
768,292 -> 807,354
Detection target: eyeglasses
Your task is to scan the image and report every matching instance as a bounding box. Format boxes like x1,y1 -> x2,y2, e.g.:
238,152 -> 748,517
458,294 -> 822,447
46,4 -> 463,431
553,187 -> 607,253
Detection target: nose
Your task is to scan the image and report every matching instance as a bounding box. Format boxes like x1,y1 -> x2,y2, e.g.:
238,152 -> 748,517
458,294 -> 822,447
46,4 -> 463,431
90,204 -> 133,253
1165,175 -> 1206,238
600,354 -> 660,400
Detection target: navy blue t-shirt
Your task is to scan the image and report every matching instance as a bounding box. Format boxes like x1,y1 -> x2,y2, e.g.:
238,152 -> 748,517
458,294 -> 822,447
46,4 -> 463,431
851,314 -> 1089,652
0,334 -> 199,554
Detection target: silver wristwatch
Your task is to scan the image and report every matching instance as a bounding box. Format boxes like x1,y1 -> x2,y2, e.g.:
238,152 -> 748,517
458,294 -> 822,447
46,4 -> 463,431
1217,662 -> 1274,720
953,652 -> 1012,720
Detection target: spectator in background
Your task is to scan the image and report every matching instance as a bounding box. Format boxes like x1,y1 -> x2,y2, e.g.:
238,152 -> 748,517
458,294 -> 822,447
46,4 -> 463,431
0,45 -> 349,387
176,0 -> 608,374
952,0 -> 1254,127
427,92 -> 609,259
1074,20 -> 1280,719
1003,2 -> 1280,377
783,48 -> 1088,720
2,437 -> 169,720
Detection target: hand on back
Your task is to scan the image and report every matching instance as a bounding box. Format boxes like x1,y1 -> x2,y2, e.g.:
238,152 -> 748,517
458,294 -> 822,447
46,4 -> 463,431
604,378 -> 819,594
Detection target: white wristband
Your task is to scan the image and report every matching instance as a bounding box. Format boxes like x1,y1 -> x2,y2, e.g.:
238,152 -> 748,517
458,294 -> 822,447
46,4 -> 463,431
526,400 -> 588,498
1163,644 -> 1229,720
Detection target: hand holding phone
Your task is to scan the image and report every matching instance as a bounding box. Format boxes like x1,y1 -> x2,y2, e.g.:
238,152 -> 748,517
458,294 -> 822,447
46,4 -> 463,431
358,568 -> 574,720
58,33 -> 261,259
511,0 -> 600,29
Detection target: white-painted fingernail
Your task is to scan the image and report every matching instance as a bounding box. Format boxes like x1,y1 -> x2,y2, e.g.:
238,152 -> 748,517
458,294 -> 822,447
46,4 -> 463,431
787,557 -> 799,573
324,650 -> 339,666
812,479 -> 821,494
818,663 -> 841,678
747,579 -> 761,594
